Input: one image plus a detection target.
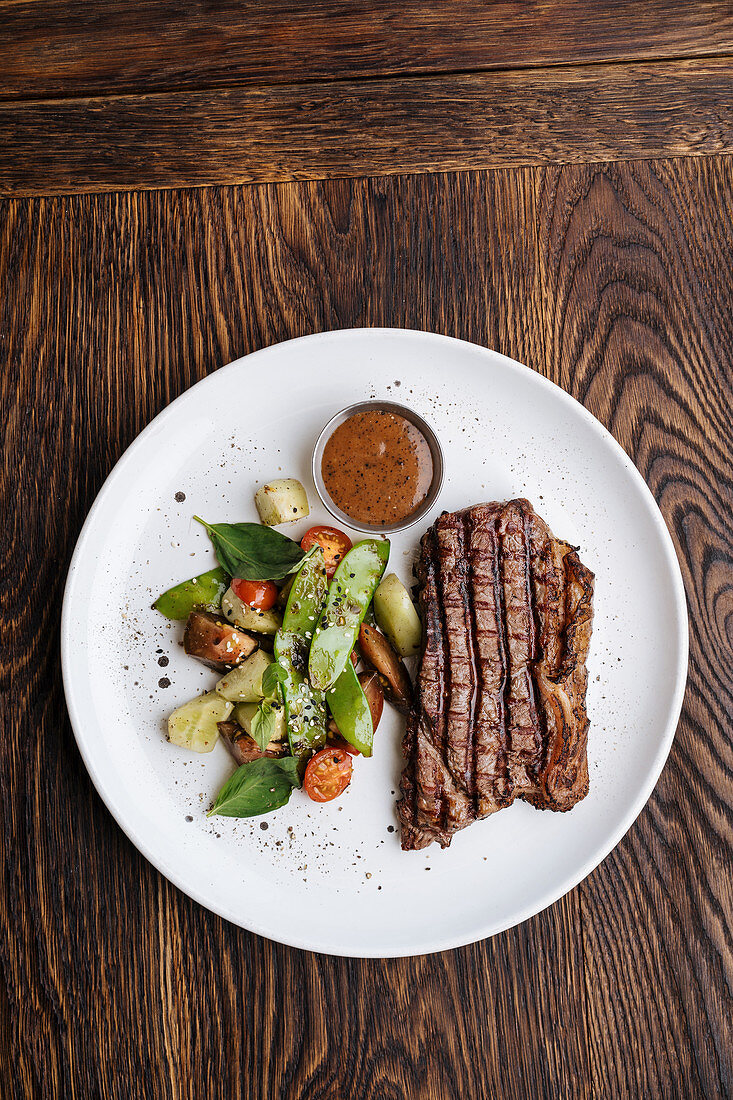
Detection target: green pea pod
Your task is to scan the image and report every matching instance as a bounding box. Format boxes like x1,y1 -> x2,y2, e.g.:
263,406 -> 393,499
280,549 -> 326,635
273,548 -> 329,761
309,539 -> 390,692
153,567 -> 229,620
328,661 -> 374,757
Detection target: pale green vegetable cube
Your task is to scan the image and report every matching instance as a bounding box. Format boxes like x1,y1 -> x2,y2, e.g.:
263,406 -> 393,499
216,649 -> 274,702
167,692 -> 233,753
255,478 -> 309,526
222,588 -> 282,635
373,573 -> 422,657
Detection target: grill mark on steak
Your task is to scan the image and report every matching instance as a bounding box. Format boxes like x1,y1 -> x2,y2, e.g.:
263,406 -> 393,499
500,505 -> 530,796
417,529 -> 446,835
492,514 -> 512,804
436,516 -> 472,802
466,503 -> 508,815
529,521 -> 564,777
521,506 -> 543,784
398,525 -> 464,849
429,528 -> 451,832
461,511 -> 481,808
398,498 -> 594,850
523,509 -> 538,663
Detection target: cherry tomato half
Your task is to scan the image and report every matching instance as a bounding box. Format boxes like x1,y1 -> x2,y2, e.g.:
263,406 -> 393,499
327,734 -> 360,757
303,747 -> 353,802
230,577 -> 278,612
301,526 -> 353,579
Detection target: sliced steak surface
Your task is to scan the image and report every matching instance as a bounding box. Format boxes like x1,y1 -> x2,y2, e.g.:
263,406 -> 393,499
398,499 -> 594,851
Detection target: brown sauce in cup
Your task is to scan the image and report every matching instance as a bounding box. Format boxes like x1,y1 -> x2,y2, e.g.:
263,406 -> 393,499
321,410 -> 433,526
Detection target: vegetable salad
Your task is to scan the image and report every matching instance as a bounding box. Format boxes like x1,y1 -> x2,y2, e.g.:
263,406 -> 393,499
154,477 -> 422,820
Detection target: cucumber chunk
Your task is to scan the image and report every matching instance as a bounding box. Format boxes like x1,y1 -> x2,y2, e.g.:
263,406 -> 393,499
215,649 -> 274,702
167,692 -> 233,753
222,588 -> 282,634
373,573 -> 423,657
255,478 -> 310,526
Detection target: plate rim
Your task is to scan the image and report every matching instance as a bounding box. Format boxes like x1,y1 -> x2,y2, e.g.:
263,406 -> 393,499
61,328 -> 689,957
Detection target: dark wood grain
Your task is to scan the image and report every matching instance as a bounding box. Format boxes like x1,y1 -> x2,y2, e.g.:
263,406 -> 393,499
1,0 -> 732,101
3,58 -> 733,197
536,157 -> 733,1097
1,160 -> 731,1098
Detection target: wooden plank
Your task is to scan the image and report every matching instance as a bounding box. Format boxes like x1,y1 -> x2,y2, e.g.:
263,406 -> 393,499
1,0 -> 732,101
2,58 -> 733,196
537,155 -> 733,1098
1,160 -> 731,1097
0,171 -> 592,1099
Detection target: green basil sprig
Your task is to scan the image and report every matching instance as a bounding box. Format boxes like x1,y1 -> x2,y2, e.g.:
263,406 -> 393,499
194,517 -> 306,581
250,702 -> 279,751
260,662 -> 289,699
207,756 -> 301,818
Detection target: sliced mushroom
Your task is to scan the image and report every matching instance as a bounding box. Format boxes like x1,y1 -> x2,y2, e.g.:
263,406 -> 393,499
184,610 -> 257,670
358,670 -> 384,730
217,721 -> 287,766
357,623 -> 413,713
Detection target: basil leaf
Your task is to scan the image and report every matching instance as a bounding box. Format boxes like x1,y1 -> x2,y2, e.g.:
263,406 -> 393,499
194,517 -> 305,581
261,662 -> 289,699
207,756 -> 301,818
250,702 -> 277,751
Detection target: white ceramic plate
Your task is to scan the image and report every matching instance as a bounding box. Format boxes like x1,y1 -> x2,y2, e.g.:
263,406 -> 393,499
61,330 -> 688,957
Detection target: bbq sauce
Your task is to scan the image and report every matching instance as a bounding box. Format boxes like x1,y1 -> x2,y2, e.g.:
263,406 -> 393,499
321,410 -> 433,526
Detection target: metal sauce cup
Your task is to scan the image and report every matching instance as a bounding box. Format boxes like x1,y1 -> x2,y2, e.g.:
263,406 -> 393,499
312,401 -> 444,535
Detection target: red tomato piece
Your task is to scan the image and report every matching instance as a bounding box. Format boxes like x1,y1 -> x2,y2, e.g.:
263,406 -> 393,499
230,577 -> 278,612
327,734 -> 360,757
301,526 -> 353,579
303,747 -> 353,802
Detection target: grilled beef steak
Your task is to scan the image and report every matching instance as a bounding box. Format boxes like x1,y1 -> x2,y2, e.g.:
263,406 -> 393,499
398,499 -> 594,851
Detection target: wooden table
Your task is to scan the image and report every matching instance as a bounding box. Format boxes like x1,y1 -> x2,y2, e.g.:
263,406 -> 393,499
2,5 -> 732,1097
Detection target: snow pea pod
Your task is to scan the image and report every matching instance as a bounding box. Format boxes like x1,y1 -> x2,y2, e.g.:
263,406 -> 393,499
308,539 -> 390,691
153,567 -> 229,620
273,548 -> 329,761
328,661 -> 374,757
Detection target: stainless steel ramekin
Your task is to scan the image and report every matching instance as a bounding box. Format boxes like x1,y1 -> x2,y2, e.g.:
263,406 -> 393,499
311,400 -> 444,535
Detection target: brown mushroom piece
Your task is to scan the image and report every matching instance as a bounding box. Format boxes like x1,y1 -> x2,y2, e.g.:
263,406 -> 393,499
217,722 -> 288,766
357,623 -> 414,714
183,610 -> 257,670
328,670 -> 385,737
358,670 -> 385,730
